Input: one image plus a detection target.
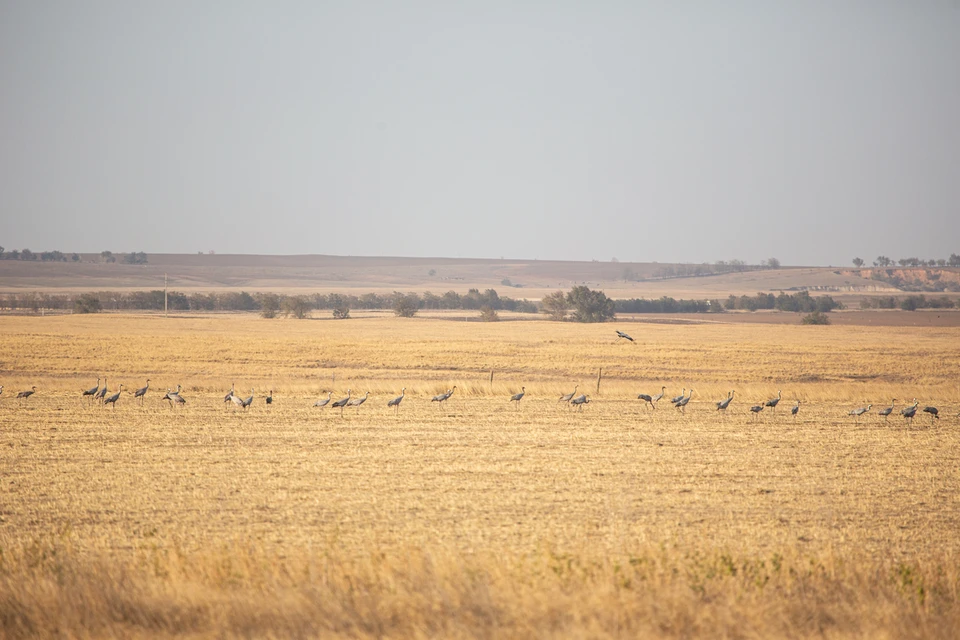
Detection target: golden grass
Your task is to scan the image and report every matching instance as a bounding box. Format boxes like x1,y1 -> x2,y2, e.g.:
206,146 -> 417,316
1,314 -> 959,637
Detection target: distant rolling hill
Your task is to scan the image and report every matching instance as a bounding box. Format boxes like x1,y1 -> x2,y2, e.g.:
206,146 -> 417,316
0,253 -> 917,300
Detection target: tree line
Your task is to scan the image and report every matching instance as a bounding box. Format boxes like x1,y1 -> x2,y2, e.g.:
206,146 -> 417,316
0,247 -> 148,264
0,286 -> 847,320
859,295 -> 955,311
853,254 -> 960,268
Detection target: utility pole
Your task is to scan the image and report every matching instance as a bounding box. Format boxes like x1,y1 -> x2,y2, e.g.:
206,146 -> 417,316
164,273 -> 168,317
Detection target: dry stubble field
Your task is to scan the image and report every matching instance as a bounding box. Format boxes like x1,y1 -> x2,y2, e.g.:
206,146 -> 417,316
2,314 -> 960,638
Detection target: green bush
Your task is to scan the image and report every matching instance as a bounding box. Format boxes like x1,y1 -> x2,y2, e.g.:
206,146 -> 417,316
801,311 -> 830,325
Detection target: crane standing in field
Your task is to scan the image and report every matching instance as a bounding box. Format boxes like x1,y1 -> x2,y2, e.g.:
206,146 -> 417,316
103,384 -> 124,408
432,386 -> 457,407
223,383 -> 236,404
346,391 -> 370,412
901,400 -> 919,422
671,388 -> 686,405
638,386 -> 666,410
716,390 -> 735,412
163,385 -> 183,406
791,400 -> 801,419
765,390 -> 782,412
82,378 -> 100,400
558,385 -> 579,403
849,404 -> 872,422
749,404 -> 764,419
314,391 -> 333,408
571,394 -> 590,411
387,388 -> 405,414
240,389 -> 255,410
675,389 -> 693,413
509,387 -> 525,409
133,379 -> 150,405
265,390 -> 273,405
17,386 -> 37,404
332,389 -> 352,416
923,406 -> 939,422
94,379 -> 108,403
878,399 -> 896,421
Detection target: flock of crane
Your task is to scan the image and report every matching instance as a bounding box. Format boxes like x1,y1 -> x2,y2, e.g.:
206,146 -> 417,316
0,377 -> 952,424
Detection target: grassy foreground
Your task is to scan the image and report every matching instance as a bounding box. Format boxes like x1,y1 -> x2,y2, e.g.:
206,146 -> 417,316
1,314 -> 959,637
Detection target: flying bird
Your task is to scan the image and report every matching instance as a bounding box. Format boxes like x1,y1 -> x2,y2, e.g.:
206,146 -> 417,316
616,330 -> 635,342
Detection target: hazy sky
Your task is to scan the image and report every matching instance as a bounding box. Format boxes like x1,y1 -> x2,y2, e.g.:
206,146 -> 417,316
1,2 -> 958,266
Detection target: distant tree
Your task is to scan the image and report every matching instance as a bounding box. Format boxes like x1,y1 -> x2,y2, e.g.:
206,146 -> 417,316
20,248 -> 36,261
73,293 -> 102,314
800,311 -> 830,325
936,259 -> 946,267
100,250 -> 115,263
393,293 -> 420,318
332,305 -> 350,319
282,295 -> 311,319
71,253 -> 80,262
852,257 -> 864,268
874,256 -> 893,267
122,251 -> 148,265
479,305 -> 500,322
949,254 -> 960,267
764,257 -> 781,269
540,291 -> 570,321
900,297 -> 919,311
40,250 -> 66,262
567,286 -> 615,323
0,246 -> 4,256
501,278 -> 513,287
260,293 -> 280,318
428,269 -> 436,276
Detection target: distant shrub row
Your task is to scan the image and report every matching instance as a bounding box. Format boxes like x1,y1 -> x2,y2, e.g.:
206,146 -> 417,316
0,248 -> 147,264
860,295 -> 956,311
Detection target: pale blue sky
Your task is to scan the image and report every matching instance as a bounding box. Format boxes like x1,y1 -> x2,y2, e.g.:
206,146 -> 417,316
1,2 -> 958,265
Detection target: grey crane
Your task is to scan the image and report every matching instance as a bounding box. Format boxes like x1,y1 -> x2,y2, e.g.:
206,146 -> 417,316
764,390 -> 782,411
82,377 -> 100,400
675,389 -> 693,413
94,378 -> 108,403
240,389 -> 255,410
638,386 -> 666,410
716,390 -> 735,412
849,404 -> 872,422
671,388 -> 686,405
133,379 -> 150,404
265,390 -> 273,405
103,384 -> 124,408
922,406 -> 939,421
314,391 -> 333,408
223,383 -> 236,404
878,399 -> 896,421
901,400 -> 919,421
616,330 -> 635,342
387,388 -> 405,414
230,391 -> 245,409
791,400 -> 801,418
431,386 -> 457,406
332,389 -> 352,415
346,391 -> 370,411
749,404 -> 764,418
558,385 -> 579,403
17,386 -> 37,403
509,387 -> 525,408
163,384 -> 183,405
571,393 -> 590,411
172,392 -> 186,407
